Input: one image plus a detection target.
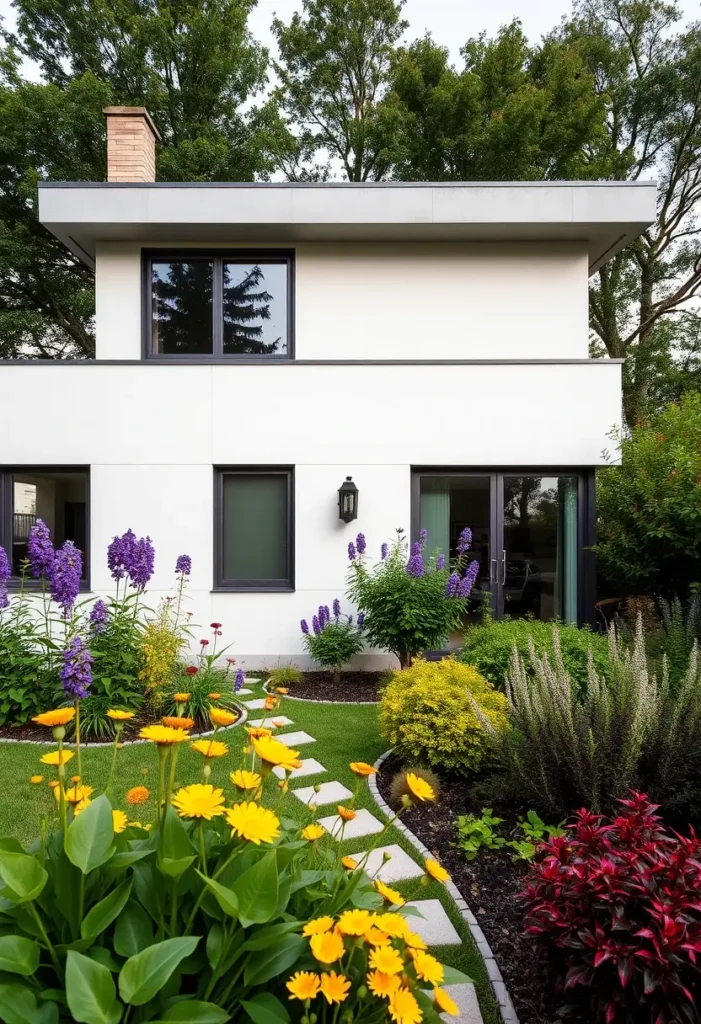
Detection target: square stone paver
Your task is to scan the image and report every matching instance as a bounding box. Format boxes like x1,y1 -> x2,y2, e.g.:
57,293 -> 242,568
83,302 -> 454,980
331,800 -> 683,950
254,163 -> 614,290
354,844 -> 424,883
248,716 -> 294,728
236,688 -> 252,696
242,698 -> 269,710
273,758 -> 326,780
318,808 -> 385,840
404,900 -> 461,946
440,984 -> 483,1024
292,781 -> 353,807
276,730 -> 316,747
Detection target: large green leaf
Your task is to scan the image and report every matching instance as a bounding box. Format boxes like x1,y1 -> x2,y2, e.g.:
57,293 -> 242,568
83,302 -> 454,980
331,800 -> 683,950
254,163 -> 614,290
441,964 -> 474,985
154,1002 -> 230,1023
195,873 -> 238,919
240,922 -> 303,952
65,797 -> 115,875
0,850 -> 48,903
0,982 -> 41,1023
243,934 -> 306,987
113,902 -> 153,958
118,937 -> 199,1006
158,810 -> 195,878
241,993 -> 291,1024
81,877 -> 132,940
0,935 -> 40,976
65,951 -> 122,1024
231,851 -> 278,928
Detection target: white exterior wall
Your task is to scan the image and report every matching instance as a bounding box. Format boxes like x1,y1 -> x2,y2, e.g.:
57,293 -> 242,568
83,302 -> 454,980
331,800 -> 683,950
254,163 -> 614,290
95,240 -> 589,361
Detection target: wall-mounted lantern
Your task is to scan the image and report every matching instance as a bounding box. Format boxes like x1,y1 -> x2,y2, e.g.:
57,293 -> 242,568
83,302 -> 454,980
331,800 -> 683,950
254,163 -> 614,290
338,476 -> 358,523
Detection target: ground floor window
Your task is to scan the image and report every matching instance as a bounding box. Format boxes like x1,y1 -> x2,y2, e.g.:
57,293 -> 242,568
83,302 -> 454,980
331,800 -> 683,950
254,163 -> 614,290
214,468 -> 294,591
0,467 -> 89,580
413,469 -> 593,625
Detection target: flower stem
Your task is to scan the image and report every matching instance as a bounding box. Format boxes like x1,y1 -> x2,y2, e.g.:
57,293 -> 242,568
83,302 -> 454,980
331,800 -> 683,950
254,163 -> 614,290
74,699 -> 82,780
157,747 -> 168,822
164,746 -> 180,824
105,725 -> 122,795
28,902 -> 62,980
198,819 -> 207,873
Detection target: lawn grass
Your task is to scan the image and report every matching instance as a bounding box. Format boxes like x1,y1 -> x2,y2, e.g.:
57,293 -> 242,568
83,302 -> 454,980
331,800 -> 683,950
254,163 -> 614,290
0,680 -> 500,1024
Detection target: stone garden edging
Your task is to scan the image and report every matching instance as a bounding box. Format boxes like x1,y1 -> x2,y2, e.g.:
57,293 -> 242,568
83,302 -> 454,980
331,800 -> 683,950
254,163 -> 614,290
368,748 -> 519,1024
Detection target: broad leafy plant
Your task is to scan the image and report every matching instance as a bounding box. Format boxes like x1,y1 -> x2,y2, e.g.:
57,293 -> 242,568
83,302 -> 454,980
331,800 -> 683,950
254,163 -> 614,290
453,809 -> 506,860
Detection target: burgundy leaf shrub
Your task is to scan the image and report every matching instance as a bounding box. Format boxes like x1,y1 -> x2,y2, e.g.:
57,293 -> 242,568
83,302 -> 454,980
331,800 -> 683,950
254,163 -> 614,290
520,793 -> 701,1023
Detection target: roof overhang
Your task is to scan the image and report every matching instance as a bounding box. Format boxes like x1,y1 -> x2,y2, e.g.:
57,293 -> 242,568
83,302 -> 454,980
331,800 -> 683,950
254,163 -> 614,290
38,180 -> 657,274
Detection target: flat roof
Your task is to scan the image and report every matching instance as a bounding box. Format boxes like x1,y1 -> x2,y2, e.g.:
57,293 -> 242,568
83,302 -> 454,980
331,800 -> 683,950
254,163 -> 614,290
38,180 -> 657,273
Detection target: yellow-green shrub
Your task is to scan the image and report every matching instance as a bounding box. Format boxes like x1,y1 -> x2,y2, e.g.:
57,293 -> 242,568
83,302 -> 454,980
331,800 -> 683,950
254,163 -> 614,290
379,658 -> 509,775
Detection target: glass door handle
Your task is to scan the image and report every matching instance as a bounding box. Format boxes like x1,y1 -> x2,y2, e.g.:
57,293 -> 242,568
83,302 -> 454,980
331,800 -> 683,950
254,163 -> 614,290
501,549 -> 507,586
490,557 -> 497,583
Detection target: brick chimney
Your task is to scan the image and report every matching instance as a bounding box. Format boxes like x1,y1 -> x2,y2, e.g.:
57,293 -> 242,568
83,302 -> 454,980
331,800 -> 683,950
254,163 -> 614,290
103,107 -> 160,182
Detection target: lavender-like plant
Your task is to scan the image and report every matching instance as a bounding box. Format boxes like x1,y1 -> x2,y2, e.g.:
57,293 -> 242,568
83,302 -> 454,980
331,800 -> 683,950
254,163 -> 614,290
89,599 -> 109,634
27,519 -> 54,579
49,541 -> 82,618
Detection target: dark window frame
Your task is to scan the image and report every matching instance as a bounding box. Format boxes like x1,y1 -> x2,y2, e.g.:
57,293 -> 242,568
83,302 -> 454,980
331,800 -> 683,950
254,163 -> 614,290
0,466 -> 91,589
213,467 -> 295,592
142,248 -> 295,361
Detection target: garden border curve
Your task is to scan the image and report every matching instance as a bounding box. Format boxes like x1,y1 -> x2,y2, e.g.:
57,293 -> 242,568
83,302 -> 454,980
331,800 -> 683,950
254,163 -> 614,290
263,679 -> 379,705
369,748 -> 519,1024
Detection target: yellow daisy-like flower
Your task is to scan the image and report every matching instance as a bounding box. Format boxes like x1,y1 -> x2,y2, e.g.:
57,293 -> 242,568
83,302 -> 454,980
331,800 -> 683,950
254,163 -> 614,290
375,913 -> 408,938
208,693 -> 221,700
319,971 -> 350,1005
225,802 -> 280,845
349,761 -> 377,777
246,727 -> 272,740
433,988 -> 459,1016
275,687 -> 289,695
126,786 -> 149,805
302,917 -> 334,937
310,929 -> 345,964
29,775 -> 44,784
406,772 -> 435,802
162,716 -> 195,730
404,930 -> 428,951
210,708 -> 238,727
337,805 -> 356,821
388,987 -> 422,1024
71,775 -> 81,783
365,926 -> 392,947
412,950 -> 444,986
48,779 -> 60,789
337,909 -> 372,937
74,797 -> 91,815
113,809 -> 129,834
190,739 -> 229,759
272,719 -> 286,728
301,823 -> 325,842
367,971 -> 401,999
32,708 -> 76,727
375,879 -> 405,906
368,945 -> 404,976
230,769 -> 262,791
106,709 -> 134,721
286,972 -> 320,1002
139,725 -> 190,746
173,693 -> 191,703
341,856 -> 358,870
264,697 -> 277,710
55,783 -> 94,805
424,857 -> 450,883
172,784 -> 226,820
251,734 -> 300,771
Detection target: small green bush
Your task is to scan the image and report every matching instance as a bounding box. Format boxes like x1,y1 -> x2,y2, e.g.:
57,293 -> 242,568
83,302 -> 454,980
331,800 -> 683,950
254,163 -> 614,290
269,664 -> 303,687
378,658 -> 509,776
459,614 -> 610,693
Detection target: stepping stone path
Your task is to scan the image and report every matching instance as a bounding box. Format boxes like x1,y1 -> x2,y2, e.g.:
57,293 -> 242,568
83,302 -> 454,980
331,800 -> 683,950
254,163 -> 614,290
439,983 -> 482,1024
353,844 -> 424,883
241,698 -> 269,710
403,899 -> 461,946
273,758 -> 326,780
276,730 -> 316,747
236,688 -> 253,696
248,716 -> 294,728
292,781 -> 353,807
317,807 -> 385,840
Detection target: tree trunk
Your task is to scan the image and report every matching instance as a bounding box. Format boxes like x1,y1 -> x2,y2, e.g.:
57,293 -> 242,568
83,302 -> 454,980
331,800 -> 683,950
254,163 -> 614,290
333,667 -> 341,684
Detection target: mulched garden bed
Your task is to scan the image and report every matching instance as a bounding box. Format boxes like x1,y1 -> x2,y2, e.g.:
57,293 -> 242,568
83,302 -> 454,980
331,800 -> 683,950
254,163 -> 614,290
378,753 -> 555,1024
0,712 -> 242,744
281,671 -> 386,703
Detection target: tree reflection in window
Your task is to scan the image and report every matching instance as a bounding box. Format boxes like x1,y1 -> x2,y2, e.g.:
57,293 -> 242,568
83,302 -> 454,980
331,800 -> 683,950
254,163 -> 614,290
223,263 -> 287,355
151,261 -> 213,354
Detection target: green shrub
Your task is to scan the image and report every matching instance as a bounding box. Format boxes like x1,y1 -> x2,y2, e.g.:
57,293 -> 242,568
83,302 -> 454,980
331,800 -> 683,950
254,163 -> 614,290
378,658 -> 509,775
301,605 -> 364,682
454,808 -> 505,860
0,594 -> 55,726
269,665 -> 303,687
459,614 -> 610,693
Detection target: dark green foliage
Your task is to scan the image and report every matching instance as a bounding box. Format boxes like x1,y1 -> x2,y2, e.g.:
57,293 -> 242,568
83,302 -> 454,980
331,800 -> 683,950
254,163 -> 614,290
87,597 -> 146,717
0,598 -> 55,726
165,666 -> 238,729
72,692 -> 142,741
459,614 -> 610,693
302,619 -> 364,679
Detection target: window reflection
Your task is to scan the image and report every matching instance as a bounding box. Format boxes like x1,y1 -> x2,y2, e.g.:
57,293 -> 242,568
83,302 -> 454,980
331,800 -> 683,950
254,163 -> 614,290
12,471 -> 88,577
223,263 -> 287,355
151,260 -> 213,354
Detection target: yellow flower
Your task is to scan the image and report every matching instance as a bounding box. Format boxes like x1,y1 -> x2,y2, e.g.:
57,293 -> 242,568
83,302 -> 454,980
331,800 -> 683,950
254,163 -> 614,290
71,775 -> 81,783
162,716 -> 195,730
375,913 -> 408,938
424,857 -> 450,883
367,971 -> 401,999
230,769 -> 262,791
275,687 -> 289,695
251,734 -> 300,771
74,797 -> 91,815
264,697 -> 277,710
208,693 -> 221,700
365,927 -> 391,947
341,856 -> 358,870
210,708 -> 238,727
319,972 -> 350,1005
337,805 -> 356,821
368,945 -> 404,976
172,784 -> 226,820
301,823 -> 325,842
32,708 -> 76,727
139,725 -> 190,745
286,972 -> 320,1002
404,930 -> 428,951
310,930 -> 345,964
55,784 -> 94,805
246,727 -> 272,740
433,988 -> 459,1016
40,749 -> 74,767
113,810 -> 129,834
127,821 -> 143,829
225,802 -> 280,845
190,739 -> 229,759
375,880 -> 405,906
48,779 -> 60,789
350,761 -> 377,777
272,719 -> 286,728
406,772 -> 435,802
126,786 -> 149,805
29,775 -> 44,784
302,917 -> 334,937
388,987 -> 422,1024
173,693 -> 191,702
337,909 -> 372,937
106,709 -> 134,721
412,949 -> 443,985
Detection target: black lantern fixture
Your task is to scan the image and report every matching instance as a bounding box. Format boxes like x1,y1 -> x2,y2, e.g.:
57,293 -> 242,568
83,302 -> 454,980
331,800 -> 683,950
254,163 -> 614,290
338,476 -> 358,523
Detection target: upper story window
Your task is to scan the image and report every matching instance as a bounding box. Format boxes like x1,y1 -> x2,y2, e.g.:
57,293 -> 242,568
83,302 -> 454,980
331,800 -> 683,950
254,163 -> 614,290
145,250 -> 294,359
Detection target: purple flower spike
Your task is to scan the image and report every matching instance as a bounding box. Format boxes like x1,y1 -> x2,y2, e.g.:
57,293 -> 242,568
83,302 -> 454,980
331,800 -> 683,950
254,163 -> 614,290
436,554 -> 445,570
356,532 -> 366,555
108,529 -> 137,583
175,554 -> 191,576
130,536 -> 154,590
312,615 -> 321,636
380,542 -> 388,560
27,519 -> 54,579
348,541 -> 357,561
89,599 -> 108,634
456,527 -> 473,554
445,573 -> 460,598
406,551 -> 424,577
333,598 -> 341,618
50,541 -> 82,617
235,667 -> 246,692
419,528 -> 428,547
357,612 -> 365,628
301,619 -> 310,635
60,635 -> 93,699
0,547 -> 9,611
